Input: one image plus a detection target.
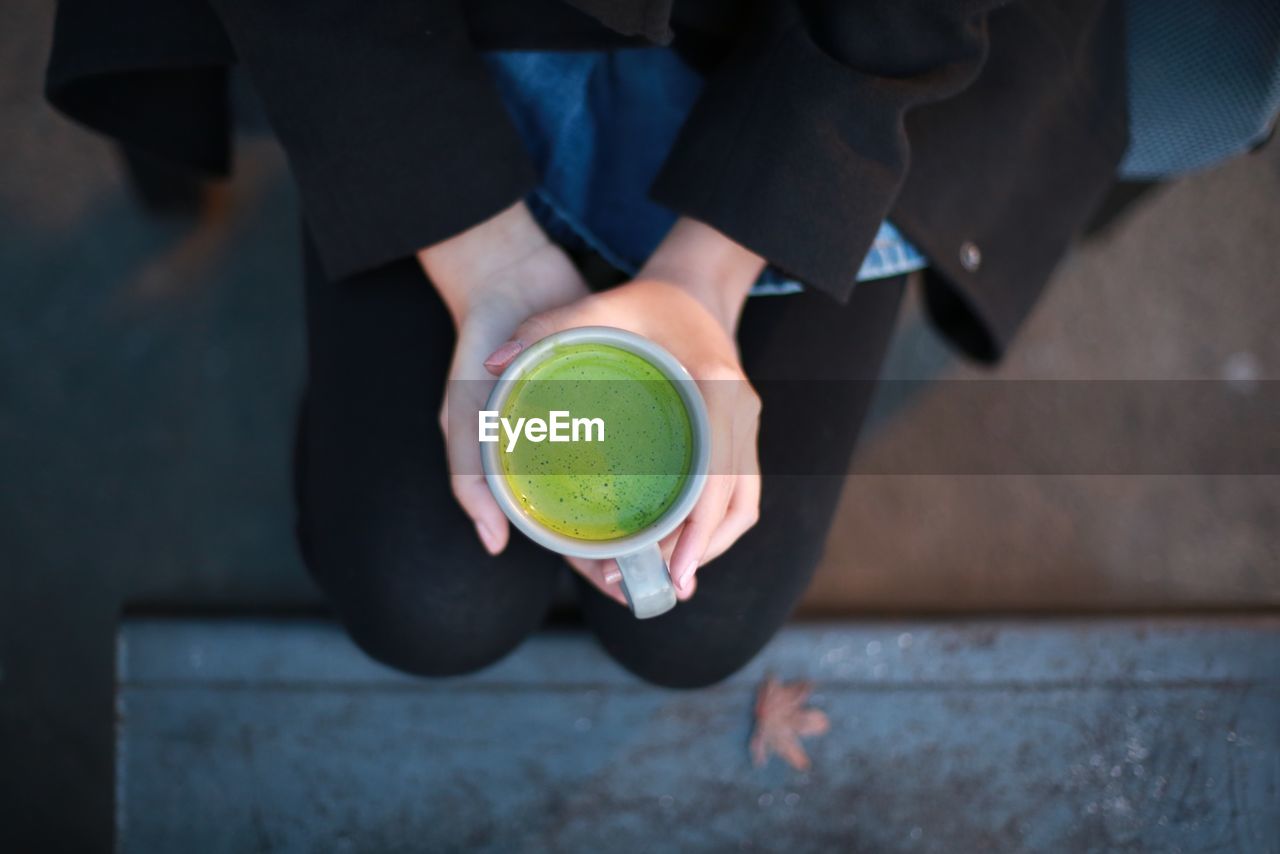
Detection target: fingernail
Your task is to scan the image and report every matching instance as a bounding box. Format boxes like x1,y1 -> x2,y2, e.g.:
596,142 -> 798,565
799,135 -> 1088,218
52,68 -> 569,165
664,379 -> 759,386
475,520 -> 500,555
604,566 -> 623,585
677,562 -> 698,593
483,339 -> 523,371
677,575 -> 697,600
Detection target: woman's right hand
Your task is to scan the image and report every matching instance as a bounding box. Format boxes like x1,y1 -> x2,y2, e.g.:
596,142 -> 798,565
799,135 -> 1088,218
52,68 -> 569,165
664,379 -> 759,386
417,202 -> 590,558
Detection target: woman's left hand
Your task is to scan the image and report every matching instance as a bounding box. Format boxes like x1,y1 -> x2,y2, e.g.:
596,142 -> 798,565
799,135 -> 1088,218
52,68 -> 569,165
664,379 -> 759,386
484,218 -> 766,605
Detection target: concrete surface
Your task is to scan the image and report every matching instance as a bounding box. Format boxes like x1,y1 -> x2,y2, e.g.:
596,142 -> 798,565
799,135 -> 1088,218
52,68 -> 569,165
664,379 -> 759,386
810,142 -> 1280,614
2,5 -> 312,849
116,618 -> 1280,853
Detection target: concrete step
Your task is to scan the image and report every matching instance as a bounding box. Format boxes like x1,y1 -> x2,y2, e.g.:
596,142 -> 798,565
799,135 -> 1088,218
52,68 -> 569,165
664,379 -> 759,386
115,617 -> 1280,852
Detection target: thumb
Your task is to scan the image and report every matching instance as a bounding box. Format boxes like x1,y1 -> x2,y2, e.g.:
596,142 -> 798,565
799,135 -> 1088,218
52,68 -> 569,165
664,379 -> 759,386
481,311 -> 565,376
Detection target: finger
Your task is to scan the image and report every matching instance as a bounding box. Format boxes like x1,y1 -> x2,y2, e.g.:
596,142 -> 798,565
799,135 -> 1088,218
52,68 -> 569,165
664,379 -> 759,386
482,310 -> 567,374
482,339 -> 524,375
652,529 -> 691,598
668,378 -> 737,591
565,555 -> 628,606
442,392 -> 509,555
668,473 -> 733,594
675,572 -> 697,602
450,473 -> 509,556
447,468 -> 509,555
701,473 -> 761,564
658,522 -> 684,564
698,385 -> 763,563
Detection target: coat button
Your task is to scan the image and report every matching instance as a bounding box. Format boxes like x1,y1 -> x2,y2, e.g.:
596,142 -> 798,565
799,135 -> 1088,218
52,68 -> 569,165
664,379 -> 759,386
959,241 -> 982,272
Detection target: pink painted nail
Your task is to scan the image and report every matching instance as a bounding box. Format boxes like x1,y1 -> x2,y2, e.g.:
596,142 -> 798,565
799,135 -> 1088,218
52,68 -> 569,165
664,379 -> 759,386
604,566 -> 623,585
678,575 -> 697,599
475,520 -> 500,555
678,562 -> 698,593
483,339 -> 523,371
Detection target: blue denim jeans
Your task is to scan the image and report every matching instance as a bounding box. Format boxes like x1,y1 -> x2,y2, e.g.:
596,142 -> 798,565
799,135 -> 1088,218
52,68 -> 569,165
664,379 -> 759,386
484,48 -> 928,297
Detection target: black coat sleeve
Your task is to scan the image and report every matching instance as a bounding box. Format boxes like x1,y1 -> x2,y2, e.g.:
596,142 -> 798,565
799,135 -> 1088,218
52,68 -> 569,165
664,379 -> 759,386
652,0 -> 1009,303
46,0 -> 537,281
46,0 -> 237,175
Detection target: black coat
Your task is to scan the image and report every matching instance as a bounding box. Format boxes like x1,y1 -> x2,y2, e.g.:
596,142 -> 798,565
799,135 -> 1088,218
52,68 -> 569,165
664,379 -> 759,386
46,0 -> 1127,361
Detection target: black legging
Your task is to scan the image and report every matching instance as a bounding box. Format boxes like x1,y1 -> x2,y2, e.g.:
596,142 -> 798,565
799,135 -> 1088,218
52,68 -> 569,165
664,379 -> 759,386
295,232 -> 904,688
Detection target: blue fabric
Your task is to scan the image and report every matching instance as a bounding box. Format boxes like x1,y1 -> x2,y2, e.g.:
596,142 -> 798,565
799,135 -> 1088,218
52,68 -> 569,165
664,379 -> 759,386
483,49 -> 927,297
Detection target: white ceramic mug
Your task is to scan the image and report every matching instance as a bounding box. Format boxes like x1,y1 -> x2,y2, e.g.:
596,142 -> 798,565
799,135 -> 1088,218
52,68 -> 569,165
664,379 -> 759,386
481,327 -> 710,619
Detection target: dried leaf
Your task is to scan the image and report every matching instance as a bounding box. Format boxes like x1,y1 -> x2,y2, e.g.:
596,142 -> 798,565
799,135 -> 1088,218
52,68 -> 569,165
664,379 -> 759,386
749,675 -> 830,771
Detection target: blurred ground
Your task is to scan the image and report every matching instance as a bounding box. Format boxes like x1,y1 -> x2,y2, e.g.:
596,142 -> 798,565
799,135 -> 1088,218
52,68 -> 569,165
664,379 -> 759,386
0,0 -> 1276,850
811,139 -> 1280,614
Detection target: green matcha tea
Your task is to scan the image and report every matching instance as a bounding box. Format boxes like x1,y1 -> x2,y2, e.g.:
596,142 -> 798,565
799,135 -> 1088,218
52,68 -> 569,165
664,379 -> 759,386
499,343 -> 693,540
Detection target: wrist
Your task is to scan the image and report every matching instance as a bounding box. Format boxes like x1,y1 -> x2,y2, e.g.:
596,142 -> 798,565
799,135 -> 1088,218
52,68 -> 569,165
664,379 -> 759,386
639,217 -> 764,333
416,201 -> 553,323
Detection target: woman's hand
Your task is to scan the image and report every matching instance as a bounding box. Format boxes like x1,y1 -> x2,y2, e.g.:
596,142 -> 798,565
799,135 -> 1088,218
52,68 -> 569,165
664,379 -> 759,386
418,202 -> 590,557
484,218 -> 766,604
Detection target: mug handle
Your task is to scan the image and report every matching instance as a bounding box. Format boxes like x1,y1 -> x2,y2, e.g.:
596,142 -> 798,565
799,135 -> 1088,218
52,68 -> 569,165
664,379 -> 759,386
616,545 -> 678,619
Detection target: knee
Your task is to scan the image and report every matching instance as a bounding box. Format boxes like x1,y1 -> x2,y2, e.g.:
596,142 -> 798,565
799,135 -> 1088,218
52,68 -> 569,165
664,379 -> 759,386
336,570 -> 544,678
299,516 -> 553,679
595,622 -> 770,690
344,618 -> 525,679
293,395 -> 554,677
613,647 -> 757,690
630,659 -> 750,690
